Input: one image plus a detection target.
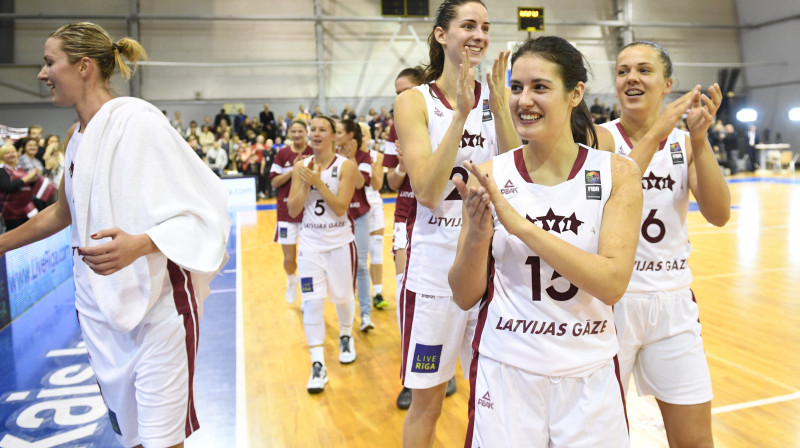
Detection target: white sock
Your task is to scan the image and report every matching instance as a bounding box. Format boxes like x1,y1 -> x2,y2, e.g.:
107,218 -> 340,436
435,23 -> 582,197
336,301 -> 355,336
373,284 -> 383,295
287,273 -> 298,286
309,346 -> 325,364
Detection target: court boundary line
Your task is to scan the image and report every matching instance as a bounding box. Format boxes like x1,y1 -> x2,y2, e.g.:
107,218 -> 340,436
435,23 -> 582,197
235,214 -> 249,448
712,391 -> 800,415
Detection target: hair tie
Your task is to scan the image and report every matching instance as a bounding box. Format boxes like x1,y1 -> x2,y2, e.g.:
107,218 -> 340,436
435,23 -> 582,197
112,43 -> 119,53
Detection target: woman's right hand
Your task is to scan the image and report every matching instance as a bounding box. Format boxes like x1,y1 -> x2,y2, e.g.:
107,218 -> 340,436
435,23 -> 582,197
453,174 -> 493,244
645,86 -> 700,142
23,169 -> 39,183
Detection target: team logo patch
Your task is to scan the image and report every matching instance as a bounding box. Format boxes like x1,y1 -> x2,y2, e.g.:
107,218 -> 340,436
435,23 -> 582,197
279,227 -> 288,238
411,343 -> 442,373
482,99 -> 493,122
670,142 -> 685,165
69,161 -> 75,178
500,179 -> 518,195
301,277 -> 314,293
331,166 -> 338,178
477,391 -> 494,409
108,409 -> 122,435
584,170 -> 602,200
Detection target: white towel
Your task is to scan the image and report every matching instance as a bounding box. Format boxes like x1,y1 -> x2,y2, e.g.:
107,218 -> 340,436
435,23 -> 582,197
74,97 -> 230,331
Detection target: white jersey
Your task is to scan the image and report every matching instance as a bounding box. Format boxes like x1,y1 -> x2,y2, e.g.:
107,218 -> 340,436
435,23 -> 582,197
405,81 -> 498,296
298,154 -> 355,251
600,119 -> 692,292
365,149 -> 382,205
474,146 -> 617,377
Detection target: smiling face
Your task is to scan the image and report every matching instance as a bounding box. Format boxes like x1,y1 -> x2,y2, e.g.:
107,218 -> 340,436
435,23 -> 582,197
37,37 -> 82,107
436,1 -> 490,69
2,149 -> 18,166
309,117 -> 334,153
24,139 -> 39,156
615,44 -> 672,117
509,55 -> 582,144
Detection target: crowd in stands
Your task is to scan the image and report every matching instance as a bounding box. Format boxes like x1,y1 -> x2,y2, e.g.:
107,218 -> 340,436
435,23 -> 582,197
165,103 -> 395,199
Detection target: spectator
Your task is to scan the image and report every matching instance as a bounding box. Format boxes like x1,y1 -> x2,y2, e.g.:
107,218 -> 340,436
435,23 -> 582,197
260,103 -> 277,140
724,123 -> 739,175
0,144 -> 40,231
213,108 -> 229,129
185,120 -> 200,139
277,115 -> 288,139
18,138 -> 45,174
296,105 -> 311,123
205,140 -> 228,177
14,125 -> 46,164
745,124 -> 759,171
187,135 -> 204,159
609,103 -> 621,121
590,98 -> 605,124
216,118 -> 231,139
43,134 -> 65,186
311,105 -> 322,118
172,111 -> 185,135
233,108 -> 247,135
199,125 -> 216,153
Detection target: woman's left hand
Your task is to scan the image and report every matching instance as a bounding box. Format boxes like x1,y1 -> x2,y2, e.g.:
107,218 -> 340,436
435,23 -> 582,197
486,50 -> 511,114
80,228 -> 157,276
687,83 -> 722,139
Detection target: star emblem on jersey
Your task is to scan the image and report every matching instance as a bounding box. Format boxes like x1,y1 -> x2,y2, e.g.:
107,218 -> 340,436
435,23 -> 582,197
460,130 -> 485,149
69,161 -> 74,178
526,209 -> 583,235
642,172 -> 676,191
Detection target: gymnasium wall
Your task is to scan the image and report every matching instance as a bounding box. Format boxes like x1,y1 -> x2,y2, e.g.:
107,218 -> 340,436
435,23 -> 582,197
5,0 -> 797,150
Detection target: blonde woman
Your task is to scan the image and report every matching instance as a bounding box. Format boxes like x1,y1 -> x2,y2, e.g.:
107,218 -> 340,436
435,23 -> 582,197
0,22 -> 229,448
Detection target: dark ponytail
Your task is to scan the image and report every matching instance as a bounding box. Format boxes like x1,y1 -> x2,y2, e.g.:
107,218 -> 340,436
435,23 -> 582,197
511,36 -> 597,148
340,119 -> 362,149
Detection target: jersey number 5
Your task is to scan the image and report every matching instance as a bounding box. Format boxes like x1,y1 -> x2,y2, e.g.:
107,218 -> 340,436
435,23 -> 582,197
314,199 -> 326,216
525,256 -> 579,302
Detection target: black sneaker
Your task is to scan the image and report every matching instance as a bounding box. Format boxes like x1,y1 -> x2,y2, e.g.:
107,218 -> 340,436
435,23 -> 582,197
445,376 -> 456,397
373,293 -> 389,309
396,387 -> 412,409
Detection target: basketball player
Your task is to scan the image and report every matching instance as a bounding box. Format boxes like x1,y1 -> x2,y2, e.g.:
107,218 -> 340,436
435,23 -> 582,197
335,119 -> 375,332
595,41 -> 730,447
449,35 -> 641,447
393,1 -> 518,445
288,115 -> 359,393
358,121 -> 388,311
0,23 -> 230,448
270,119 -> 314,304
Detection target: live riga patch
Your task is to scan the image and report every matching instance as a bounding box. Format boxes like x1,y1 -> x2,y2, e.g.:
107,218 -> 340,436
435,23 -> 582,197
411,344 -> 442,373
584,170 -> 602,200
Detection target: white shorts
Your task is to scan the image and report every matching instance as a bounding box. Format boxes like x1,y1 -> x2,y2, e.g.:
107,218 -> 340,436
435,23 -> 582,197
367,198 -> 385,233
392,221 -> 408,255
614,288 -> 713,405
399,288 -> 477,388
274,221 -> 301,245
468,355 -> 629,448
298,242 -> 357,304
78,295 -> 199,447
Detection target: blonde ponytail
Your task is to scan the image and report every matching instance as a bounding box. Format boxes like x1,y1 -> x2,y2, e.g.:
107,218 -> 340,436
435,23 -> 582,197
50,22 -> 147,81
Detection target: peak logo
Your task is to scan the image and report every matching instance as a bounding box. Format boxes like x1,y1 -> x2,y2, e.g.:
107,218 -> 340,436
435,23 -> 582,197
500,179 -> 518,195
477,391 -> 494,409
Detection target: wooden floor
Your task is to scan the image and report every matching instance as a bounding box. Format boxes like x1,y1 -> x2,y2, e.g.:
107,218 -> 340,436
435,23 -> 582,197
240,173 -> 800,447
